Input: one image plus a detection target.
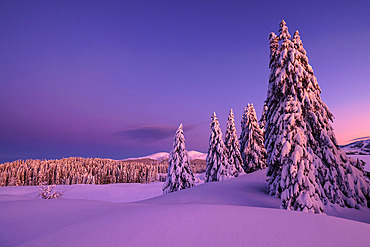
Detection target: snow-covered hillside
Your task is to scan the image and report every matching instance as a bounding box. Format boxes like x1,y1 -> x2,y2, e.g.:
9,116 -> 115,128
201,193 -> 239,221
123,152 -> 169,161
343,137 -> 370,172
187,150 -> 207,160
341,138 -> 370,155
0,170 -> 369,247
349,155 -> 370,172
124,150 -> 207,161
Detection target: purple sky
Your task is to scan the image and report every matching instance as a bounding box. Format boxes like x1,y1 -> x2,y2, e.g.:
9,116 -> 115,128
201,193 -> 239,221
1,0 -> 369,163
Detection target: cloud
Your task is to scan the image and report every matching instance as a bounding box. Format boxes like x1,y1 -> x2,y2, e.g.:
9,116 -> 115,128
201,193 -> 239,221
113,124 -> 198,142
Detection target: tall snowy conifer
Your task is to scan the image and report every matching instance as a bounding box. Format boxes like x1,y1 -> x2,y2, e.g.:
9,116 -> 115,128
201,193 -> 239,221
224,109 -> 244,175
259,103 -> 268,132
267,95 -> 323,212
265,20 -> 369,212
240,104 -> 267,173
205,112 -> 233,182
162,124 -> 195,194
239,107 -> 248,162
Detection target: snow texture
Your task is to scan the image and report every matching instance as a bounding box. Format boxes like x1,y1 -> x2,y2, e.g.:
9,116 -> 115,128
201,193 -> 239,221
124,150 -> 207,161
341,138 -> 370,155
0,170 -> 369,247
264,20 -> 370,212
266,96 -> 323,213
224,109 -> 245,175
259,102 -> 268,131
163,124 -> 195,194
205,112 -> 234,182
349,155 -> 370,172
240,104 -> 267,173
38,184 -> 64,199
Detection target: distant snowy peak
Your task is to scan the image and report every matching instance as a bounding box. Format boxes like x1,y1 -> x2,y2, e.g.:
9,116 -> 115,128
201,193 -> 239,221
341,138 -> 370,155
123,152 -> 169,162
187,150 -> 207,160
124,150 -> 206,161
143,152 -> 169,161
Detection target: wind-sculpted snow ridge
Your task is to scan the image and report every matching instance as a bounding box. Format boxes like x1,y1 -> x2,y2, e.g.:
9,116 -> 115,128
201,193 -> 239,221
0,170 -> 369,247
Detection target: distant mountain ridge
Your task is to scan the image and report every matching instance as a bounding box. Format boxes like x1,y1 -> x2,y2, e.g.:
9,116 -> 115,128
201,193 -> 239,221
124,150 -> 207,161
341,138 -> 370,155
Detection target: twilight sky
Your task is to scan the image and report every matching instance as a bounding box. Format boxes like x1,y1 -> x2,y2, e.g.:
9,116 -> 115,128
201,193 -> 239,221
1,0 -> 369,163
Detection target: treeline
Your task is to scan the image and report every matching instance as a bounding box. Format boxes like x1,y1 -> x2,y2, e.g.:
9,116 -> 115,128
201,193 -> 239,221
0,157 -> 206,187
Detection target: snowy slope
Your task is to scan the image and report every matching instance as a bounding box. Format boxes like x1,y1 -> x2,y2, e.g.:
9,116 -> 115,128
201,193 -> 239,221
341,137 -> 370,171
1,200 -> 369,247
349,155 -> 370,172
0,183 -> 164,203
123,152 -> 169,161
341,138 -> 370,155
187,150 -> 207,160
0,173 -> 206,203
124,150 -> 206,161
0,170 -> 369,247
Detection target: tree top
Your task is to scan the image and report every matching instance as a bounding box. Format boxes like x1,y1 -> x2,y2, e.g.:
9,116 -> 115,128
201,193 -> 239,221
279,20 -> 291,40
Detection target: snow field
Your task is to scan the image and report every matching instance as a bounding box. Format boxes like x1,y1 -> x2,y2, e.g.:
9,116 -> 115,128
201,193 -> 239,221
0,170 -> 369,247
2,201 -> 369,247
349,155 -> 370,171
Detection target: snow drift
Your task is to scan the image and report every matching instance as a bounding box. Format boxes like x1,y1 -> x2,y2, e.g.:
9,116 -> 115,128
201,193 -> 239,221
0,170 -> 369,247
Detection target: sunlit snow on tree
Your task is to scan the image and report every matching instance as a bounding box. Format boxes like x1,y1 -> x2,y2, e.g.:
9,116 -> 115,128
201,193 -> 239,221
240,104 -> 267,173
205,112 -> 234,182
163,124 -> 195,194
224,109 -> 245,176
264,20 -> 370,212
267,96 -> 323,212
259,103 -> 268,132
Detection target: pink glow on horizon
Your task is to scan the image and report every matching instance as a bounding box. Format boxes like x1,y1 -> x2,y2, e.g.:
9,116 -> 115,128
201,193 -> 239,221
331,99 -> 370,145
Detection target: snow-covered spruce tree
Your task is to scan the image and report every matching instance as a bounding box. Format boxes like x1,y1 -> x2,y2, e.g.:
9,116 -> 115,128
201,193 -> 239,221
293,29 -> 369,208
267,95 -> 323,212
259,103 -> 268,132
224,109 -> 244,175
239,106 -> 248,163
265,20 -> 369,211
240,103 -> 267,173
162,124 -> 195,194
205,112 -> 233,182
38,183 -> 64,199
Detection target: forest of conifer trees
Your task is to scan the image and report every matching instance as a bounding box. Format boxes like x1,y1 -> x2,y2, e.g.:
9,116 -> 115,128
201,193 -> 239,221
0,157 -> 206,187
